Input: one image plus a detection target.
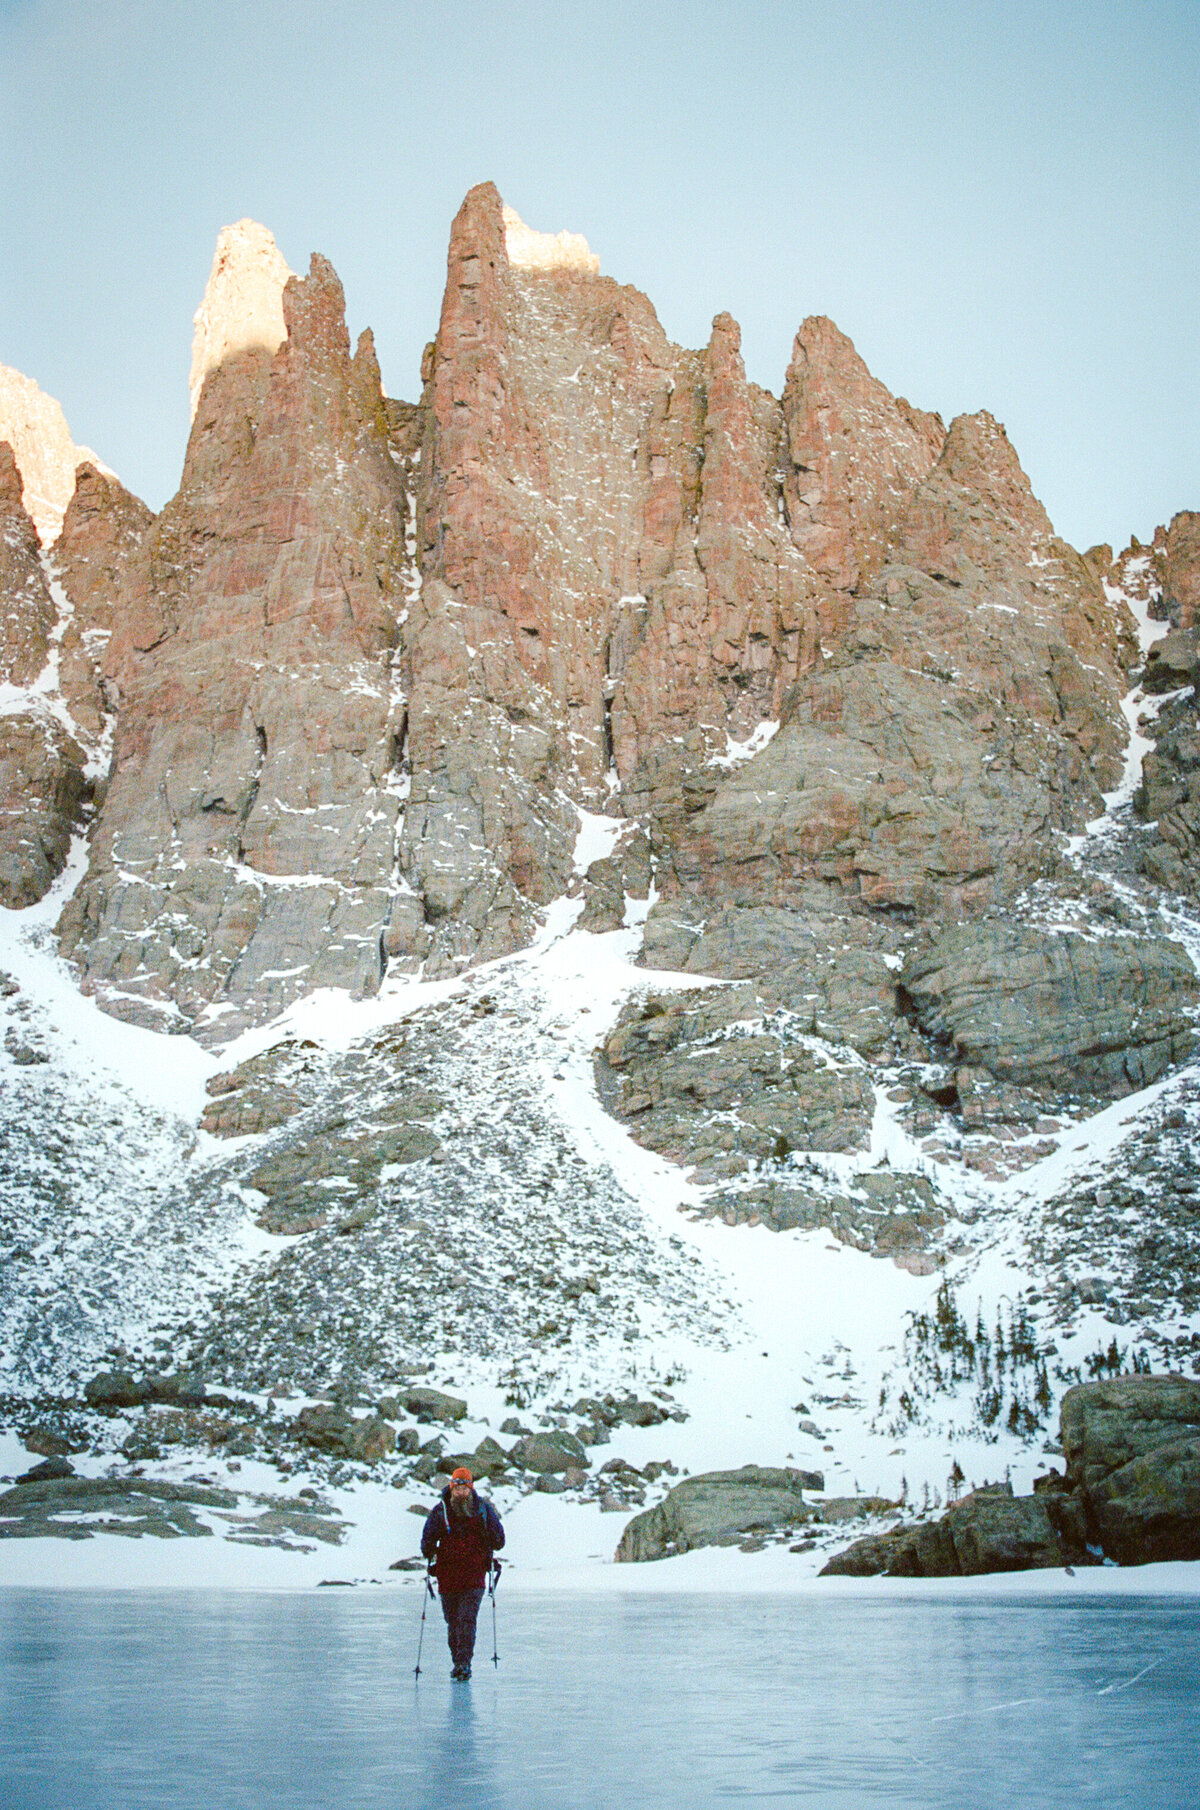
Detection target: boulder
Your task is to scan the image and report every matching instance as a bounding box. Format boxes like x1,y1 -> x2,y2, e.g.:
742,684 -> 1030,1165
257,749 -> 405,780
943,1489 -> 1063,1576
1085,1437 -> 1200,1564
292,1403 -> 354,1453
342,1414 -> 396,1465
1060,1375 -> 1200,1492
83,1369 -> 149,1410
611,1398 -> 671,1428
813,1495 -> 901,1525
291,1404 -> 396,1465
823,1377 -> 1200,1578
615,1465 -> 821,1562
509,1430 -> 589,1474
820,1485 -> 1062,1578
436,1437 -> 512,1481
399,1387 -> 468,1423
14,1456 -> 75,1484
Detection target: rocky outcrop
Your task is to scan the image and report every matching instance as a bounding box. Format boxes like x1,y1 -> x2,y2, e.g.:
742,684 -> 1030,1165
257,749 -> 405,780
642,899 -> 903,1052
28,189 -> 1175,1087
615,1464 -> 823,1561
668,412 -> 1133,918
1,442 -> 57,687
0,1471 -> 346,1546
508,1429 -> 589,1473
57,245 -> 409,1038
1136,623 -> 1199,900
405,184 -> 816,965
823,1376 -> 1200,1577
899,923 -> 1200,1099
50,461 -> 154,745
599,983 -> 877,1179
1059,1373 -> 1200,1490
55,462 -> 154,643
0,363 -> 106,545
611,309 -> 815,829
820,1481 -> 1063,1578
0,444 -> 90,905
1160,512 -> 1200,632
781,314 -> 943,601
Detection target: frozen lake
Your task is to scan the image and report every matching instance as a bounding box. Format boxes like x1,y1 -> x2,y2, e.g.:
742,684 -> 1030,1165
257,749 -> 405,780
1,1588 -> 1196,1807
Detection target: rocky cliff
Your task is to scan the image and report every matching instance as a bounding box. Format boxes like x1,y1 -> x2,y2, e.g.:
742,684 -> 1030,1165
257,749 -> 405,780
1,187 -> 1199,1575
56,242 -> 409,1037
0,363 -> 108,546
1,181 -> 1162,1050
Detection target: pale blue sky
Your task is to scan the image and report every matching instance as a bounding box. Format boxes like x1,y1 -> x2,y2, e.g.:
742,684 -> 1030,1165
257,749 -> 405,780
2,0 -> 1196,553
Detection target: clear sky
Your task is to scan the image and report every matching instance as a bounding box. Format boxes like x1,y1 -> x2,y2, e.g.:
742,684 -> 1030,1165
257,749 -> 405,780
2,0 -> 1196,553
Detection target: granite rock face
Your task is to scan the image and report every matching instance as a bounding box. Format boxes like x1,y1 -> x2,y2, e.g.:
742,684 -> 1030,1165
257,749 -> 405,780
52,461 -> 154,745
188,218 -> 291,420
780,313 -> 944,602
0,187 -> 1177,1112
1160,512 -> 1200,632
0,363 -> 106,545
0,444 -> 89,905
57,250 -> 409,1038
0,407 -> 151,906
899,923 -> 1200,1099
404,185 -> 816,963
1059,1374 -> 1200,1491
668,412 -> 1133,918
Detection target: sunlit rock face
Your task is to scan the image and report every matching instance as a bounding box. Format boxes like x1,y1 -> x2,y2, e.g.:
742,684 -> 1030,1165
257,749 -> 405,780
407,182 -> 821,962
0,363 -> 107,546
188,219 -> 292,420
0,362 -> 152,907
24,185 -> 1142,1041
57,248 -> 408,1040
780,313 -> 945,602
501,203 -> 600,275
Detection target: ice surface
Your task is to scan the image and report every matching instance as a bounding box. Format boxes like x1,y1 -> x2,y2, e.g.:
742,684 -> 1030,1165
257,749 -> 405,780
1,1590 -> 1197,1809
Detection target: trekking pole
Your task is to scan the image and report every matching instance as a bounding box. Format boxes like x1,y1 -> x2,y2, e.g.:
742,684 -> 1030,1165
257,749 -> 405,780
489,1558 -> 501,1667
414,1571 -> 435,1679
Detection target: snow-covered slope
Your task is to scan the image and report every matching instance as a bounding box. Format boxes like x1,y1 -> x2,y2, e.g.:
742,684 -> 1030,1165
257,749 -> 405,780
2,588 -> 1198,1590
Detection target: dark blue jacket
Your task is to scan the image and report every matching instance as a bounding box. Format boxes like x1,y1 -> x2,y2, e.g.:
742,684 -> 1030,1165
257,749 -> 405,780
420,1486 -> 504,1592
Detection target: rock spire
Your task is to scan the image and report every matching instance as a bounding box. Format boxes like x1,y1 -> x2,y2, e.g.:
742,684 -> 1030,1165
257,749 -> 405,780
188,219 -> 292,419
0,362 -> 107,545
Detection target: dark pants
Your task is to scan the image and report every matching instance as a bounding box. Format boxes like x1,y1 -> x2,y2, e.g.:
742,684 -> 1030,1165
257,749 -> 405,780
439,1587 -> 484,1670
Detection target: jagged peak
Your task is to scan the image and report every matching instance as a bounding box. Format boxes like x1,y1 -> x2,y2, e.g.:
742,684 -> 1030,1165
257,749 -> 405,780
501,202 -> 600,276
189,220 -> 293,420
0,362 -> 109,545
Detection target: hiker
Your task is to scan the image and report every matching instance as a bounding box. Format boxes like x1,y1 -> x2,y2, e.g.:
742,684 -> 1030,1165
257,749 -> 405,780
420,1466 -> 505,1679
